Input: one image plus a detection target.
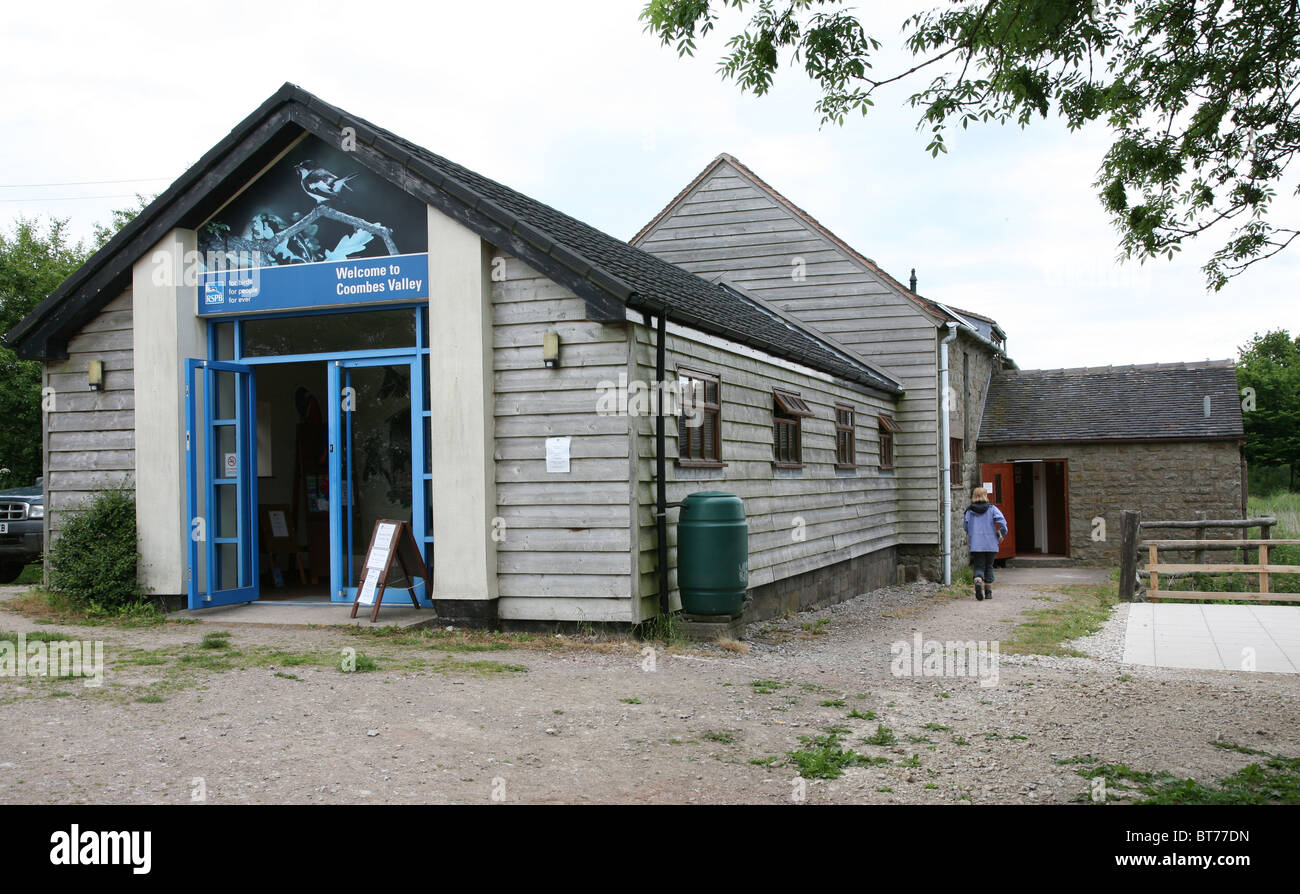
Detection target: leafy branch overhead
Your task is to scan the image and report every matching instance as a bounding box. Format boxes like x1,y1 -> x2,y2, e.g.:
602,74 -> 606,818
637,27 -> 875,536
640,0 -> 1300,289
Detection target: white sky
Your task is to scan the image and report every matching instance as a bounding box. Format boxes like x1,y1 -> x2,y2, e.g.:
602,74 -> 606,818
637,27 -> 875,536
3,0 -> 1296,369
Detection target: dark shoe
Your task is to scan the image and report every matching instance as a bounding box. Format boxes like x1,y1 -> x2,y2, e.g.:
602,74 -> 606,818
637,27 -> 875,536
984,587 -> 993,600
974,577 -> 984,601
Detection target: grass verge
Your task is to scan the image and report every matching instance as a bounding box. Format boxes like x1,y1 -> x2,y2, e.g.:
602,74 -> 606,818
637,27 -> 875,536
1074,748 -> 1300,804
3,587 -> 168,628
1002,583 -> 1117,656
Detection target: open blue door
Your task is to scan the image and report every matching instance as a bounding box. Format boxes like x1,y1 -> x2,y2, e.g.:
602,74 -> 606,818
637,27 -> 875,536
185,359 -> 259,609
328,356 -> 428,604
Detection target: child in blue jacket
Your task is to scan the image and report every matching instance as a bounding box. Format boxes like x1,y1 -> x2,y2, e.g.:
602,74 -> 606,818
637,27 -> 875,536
963,486 -> 1007,601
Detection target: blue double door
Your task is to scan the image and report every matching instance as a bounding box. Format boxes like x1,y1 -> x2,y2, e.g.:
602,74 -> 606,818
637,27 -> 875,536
184,354 -> 429,610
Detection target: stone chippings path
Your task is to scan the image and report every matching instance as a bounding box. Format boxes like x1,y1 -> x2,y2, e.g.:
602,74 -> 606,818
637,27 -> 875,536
0,572 -> 1296,804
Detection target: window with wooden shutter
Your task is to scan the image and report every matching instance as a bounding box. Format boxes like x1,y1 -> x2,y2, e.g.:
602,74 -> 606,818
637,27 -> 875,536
877,414 -> 900,471
773,390 -> 810,468
677,369 -> 723,467
835,404 -> 856,468
949,437 -> 963,489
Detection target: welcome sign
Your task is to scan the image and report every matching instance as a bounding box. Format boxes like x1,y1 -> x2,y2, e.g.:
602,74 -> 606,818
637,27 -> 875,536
199,253 -> 429,314
196,134 -> 429,316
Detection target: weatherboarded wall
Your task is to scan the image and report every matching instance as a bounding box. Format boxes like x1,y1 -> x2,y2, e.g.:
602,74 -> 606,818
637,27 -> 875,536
976,440 -> 1245,563
634,159 -> 940,546
490,254 -> 635,622
42,288 -> 135,540
629,322 -> 901,623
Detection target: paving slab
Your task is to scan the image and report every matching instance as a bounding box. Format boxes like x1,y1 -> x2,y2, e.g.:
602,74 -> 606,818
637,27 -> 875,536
167,598 -> 437,628
1123,603 -> 1300,674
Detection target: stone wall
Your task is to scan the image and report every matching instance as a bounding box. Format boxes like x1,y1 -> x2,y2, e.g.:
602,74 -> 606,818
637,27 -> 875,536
949,335 -> 1002,561
976,440 -> 1244,564
744,545 -> 898,622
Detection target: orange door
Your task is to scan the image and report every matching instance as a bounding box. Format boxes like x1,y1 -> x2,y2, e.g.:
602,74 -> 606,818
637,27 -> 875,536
978,462 -> 1016,560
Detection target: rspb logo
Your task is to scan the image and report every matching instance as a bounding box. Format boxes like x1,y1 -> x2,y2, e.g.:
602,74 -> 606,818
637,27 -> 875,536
204,278 -> 225,306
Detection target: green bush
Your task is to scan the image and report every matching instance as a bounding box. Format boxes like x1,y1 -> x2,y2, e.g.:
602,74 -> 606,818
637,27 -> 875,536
47,485 -> 143,609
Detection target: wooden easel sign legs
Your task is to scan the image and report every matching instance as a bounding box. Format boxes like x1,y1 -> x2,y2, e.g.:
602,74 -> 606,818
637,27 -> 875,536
351,519 -> 429,623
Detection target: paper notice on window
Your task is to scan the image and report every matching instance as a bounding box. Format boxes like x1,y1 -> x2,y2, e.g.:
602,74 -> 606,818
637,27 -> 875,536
268,510 -> 289,539
545,436 -> 571,473
357,568 -> 381,606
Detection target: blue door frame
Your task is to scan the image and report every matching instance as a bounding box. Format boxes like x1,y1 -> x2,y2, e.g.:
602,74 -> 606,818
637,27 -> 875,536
327,355 -> 429,604
185,351 -> 428,609
185,359 -> 259,609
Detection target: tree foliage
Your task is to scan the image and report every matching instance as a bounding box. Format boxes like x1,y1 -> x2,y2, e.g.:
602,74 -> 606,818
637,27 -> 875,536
641,0 -> 1300,288
1237,328 -> 1300,490
0,218 -> 91,486
0,200 -> 147,487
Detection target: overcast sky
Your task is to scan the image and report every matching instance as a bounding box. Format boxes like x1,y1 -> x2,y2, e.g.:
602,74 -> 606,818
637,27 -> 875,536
4,0 -> 1296,370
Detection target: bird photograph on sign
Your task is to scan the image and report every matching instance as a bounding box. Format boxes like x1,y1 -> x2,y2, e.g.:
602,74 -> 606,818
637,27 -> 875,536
197,134 -> 427,270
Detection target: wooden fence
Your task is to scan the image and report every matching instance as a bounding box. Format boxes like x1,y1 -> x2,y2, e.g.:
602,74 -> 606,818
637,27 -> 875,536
1118,511 -> 1298,602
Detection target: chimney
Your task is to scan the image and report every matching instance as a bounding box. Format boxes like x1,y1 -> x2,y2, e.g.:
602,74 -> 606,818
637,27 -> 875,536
909,268 -> 917,292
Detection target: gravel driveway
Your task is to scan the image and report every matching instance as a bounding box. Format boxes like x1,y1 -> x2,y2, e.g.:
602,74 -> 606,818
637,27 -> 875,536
1,569 -> 1296,804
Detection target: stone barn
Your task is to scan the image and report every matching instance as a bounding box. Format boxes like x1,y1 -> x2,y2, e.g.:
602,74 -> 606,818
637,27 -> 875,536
976,361 -> 1246,565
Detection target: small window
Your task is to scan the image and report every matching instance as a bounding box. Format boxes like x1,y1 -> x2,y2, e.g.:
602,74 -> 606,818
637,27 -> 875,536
677,369 -> 723,466
949,437 -> 964,488
877,414 -> 900,470
835,404 -> 856,468
773,390 -> 810,468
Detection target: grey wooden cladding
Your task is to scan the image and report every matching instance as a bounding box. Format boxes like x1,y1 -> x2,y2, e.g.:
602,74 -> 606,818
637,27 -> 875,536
628,323 -> 901,621
43,289 -> 135,536
635,160 -> 943,545
491,255 -> 634,618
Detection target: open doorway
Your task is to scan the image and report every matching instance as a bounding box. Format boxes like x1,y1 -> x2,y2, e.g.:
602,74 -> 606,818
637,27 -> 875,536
980,459 -> 1070,558
253,360 -> 331,600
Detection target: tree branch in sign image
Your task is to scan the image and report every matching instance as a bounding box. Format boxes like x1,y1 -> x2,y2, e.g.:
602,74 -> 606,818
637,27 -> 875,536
208,204 -> 400,265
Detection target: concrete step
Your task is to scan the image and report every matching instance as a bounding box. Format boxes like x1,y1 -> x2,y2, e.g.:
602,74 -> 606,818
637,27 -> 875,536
1007,555 -> 1075,568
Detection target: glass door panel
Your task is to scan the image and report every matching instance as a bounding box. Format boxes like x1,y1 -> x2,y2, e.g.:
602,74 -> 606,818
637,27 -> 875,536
185,359 -> 259,609
328,356 -> 427,603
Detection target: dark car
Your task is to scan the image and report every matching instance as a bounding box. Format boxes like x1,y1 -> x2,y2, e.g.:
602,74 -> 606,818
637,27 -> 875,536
0,480 -> 43,583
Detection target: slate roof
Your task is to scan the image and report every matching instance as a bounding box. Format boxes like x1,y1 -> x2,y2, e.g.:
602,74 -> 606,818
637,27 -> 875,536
4,84 -> 902,396
947,305 -> 1006,345
979,361 -> 1244,443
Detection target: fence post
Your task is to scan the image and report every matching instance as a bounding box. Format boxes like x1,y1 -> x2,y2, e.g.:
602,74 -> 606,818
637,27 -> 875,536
1259,519 -> 1272,565
1119,510 -> 1141,601
1194,510 -> 1206,567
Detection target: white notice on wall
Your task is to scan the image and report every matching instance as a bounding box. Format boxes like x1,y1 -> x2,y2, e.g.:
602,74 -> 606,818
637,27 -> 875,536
357,568 -> 381,606
545,436 -> 571,473
983,481 -> 994,494
268,510 -> 289,539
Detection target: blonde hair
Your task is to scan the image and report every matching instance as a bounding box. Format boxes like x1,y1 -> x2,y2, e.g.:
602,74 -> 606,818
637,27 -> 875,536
971,486 -> 989,503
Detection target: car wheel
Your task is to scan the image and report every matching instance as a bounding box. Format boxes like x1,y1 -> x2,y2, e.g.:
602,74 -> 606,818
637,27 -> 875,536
0,563 -> 24,584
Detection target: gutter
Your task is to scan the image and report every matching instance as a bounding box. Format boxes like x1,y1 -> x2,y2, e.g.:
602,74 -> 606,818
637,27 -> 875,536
933,300 -> 1009,360
939,322 -> 959,586
653,304 -> 670,615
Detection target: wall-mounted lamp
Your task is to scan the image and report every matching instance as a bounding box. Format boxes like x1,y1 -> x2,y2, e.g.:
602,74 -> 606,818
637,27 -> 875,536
87,359 -> 104,391
542,330 -> 561,368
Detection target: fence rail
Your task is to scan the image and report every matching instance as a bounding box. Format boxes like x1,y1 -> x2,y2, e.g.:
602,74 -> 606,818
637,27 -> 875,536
1118,511 -> 1288,601
1143,539 -> 1300,603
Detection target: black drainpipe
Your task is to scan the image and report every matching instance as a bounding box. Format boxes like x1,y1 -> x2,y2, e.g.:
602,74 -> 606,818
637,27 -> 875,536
655,306 -> 670,614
